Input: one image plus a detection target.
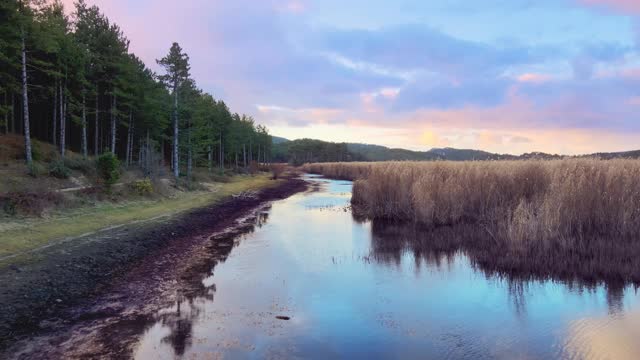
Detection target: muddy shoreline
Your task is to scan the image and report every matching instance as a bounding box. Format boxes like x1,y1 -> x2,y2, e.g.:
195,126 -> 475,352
0,176 -> 307,357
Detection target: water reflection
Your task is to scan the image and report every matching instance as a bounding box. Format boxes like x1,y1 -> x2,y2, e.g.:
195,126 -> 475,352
368,220 -> 640,297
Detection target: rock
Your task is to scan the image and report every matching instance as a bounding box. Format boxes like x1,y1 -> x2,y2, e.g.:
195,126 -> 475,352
275,316 -> 290,320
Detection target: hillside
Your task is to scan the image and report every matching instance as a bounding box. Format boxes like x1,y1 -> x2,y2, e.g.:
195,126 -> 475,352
272,137 -> 639,163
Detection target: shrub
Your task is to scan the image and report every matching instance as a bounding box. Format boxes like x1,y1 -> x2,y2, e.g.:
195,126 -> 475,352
96,152 -> 120,189
131,179 -> 153,195
0,192 -> 64,217
27,162 -> 47,178
65,157 -> 94,174
31,141 -> 43,162
48,160 -> 71,179
269,163 -> 287,179
248,160 -> 259,175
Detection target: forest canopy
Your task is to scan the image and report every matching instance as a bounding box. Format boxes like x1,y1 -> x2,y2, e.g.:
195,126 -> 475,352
0,0 -> 272,177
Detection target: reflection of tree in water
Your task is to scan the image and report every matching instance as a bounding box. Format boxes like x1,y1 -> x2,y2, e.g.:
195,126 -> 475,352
368,220 -> 640,315
150,208 -> 270,357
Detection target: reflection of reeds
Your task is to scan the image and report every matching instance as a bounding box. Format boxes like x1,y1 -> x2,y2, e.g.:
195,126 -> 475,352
305,160 -> 640,241
369,221 -> 640,287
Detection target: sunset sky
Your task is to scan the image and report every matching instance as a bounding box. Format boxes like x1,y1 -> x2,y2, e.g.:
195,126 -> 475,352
63,0 -> 640,155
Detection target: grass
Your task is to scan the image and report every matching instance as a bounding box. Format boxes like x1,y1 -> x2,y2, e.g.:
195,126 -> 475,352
303,160 -> 640,241
0,174 -> 278,258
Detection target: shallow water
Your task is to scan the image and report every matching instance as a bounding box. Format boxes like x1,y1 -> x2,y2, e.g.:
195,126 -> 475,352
132,175 -> 640,359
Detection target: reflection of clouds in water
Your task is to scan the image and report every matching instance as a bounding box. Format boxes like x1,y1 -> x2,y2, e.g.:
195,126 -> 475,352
563,309 -> 640,360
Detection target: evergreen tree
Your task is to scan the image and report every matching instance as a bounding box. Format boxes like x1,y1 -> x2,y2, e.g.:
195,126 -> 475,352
157,42 -> 190,180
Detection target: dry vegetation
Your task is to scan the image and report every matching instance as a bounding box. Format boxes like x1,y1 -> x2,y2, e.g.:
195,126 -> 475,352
303,160 -> 640,241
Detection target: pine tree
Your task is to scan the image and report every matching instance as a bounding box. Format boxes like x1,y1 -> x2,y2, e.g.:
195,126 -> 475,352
157,42 -> 190,181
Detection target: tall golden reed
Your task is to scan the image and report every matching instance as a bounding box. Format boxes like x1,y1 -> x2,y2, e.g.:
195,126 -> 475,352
302,160 -> 640,241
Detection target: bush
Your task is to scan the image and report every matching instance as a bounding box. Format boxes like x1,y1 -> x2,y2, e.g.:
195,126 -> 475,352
48,160 -> 71,179
65,157 -> 94,174
131,179 -> 153,195
96,152 -> 120,189
27,162 -> 47,178
248,160 -> 259,175
0,192 -> 64,217
31,142 -> 43,162
269,163 -> 287,179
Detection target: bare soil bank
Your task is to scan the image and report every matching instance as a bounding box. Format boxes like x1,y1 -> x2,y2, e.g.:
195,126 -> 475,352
0,176 -> 307,354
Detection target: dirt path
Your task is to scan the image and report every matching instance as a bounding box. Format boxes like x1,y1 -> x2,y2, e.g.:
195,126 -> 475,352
0,176 -> 307,358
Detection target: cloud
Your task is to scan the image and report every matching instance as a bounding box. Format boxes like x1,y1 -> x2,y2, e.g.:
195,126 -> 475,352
577,0 -> 640,14
62,0 -> 640,154
516,73 -> 554,83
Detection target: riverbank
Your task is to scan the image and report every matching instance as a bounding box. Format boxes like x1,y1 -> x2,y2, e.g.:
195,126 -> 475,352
0,175 -> 307,353
0,174 -> 276,260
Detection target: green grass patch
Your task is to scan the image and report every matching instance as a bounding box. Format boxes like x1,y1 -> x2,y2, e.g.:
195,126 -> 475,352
0,175 -> 279,259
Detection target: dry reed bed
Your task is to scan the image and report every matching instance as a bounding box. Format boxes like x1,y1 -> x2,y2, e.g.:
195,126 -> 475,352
303,160 -> 640,241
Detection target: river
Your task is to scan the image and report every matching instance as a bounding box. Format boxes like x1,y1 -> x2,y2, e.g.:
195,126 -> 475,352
113,175 -> 640,359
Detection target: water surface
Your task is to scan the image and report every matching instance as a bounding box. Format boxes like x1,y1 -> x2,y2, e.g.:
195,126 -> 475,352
133,175 -> 640,359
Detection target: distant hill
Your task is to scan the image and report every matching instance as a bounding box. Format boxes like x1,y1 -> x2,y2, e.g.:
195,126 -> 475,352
346,143 -> 438,161
271,136 -> 640,163
271,136 -> 289,145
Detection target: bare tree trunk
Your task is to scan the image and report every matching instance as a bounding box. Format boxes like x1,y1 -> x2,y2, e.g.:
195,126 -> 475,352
110,94 -> 117,154
208,145 -> 212,173
243,143 -> 246,168
82,92 -> 87,159
187,122 -> 192,181
145,130 -> 150,176
3,91 -> 8,134
172,82 -> 179,180
10,93 -> 15,134
21,32 -> 32,165
129,118 -> 134,166
52,82 -> 57,145
138,136 -> 142,167
161,139 -> 165,168
218,132 -> 223,171
60,83 -> 66,159
94,86 -> 99,155
125,110 -> 132,167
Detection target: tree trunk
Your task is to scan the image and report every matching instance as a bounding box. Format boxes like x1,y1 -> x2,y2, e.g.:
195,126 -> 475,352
82,92 -> 87,159
161,139 -> 165,168
94,86 -> 99,156
52,82 -> 57,145
126,110 -> 132,167
21,32 -> 32,165
60,83 -> 66,159
208,145 -> 212,173
187,122 -> 192,180
145,130 -> 150,176
172,81 -> 179,180
243,143 -> 246,168
10,93 -> 15,134
218,133 -> 223,171
110,94 -> 117,154
3,92 -> 8,134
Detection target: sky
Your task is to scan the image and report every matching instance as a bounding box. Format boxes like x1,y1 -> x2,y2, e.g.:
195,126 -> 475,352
62,0 -> 640,155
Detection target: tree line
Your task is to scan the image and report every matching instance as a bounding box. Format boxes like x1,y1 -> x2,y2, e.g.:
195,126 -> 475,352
272,139 -> 360,166
0,0 -> 272,179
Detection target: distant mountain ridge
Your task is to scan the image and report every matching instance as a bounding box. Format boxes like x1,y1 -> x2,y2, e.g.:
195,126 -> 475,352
271,137 -> 640,163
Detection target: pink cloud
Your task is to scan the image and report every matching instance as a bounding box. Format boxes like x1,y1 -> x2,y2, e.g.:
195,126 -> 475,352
516,73 -> 554,84
577,0 -> 640,13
